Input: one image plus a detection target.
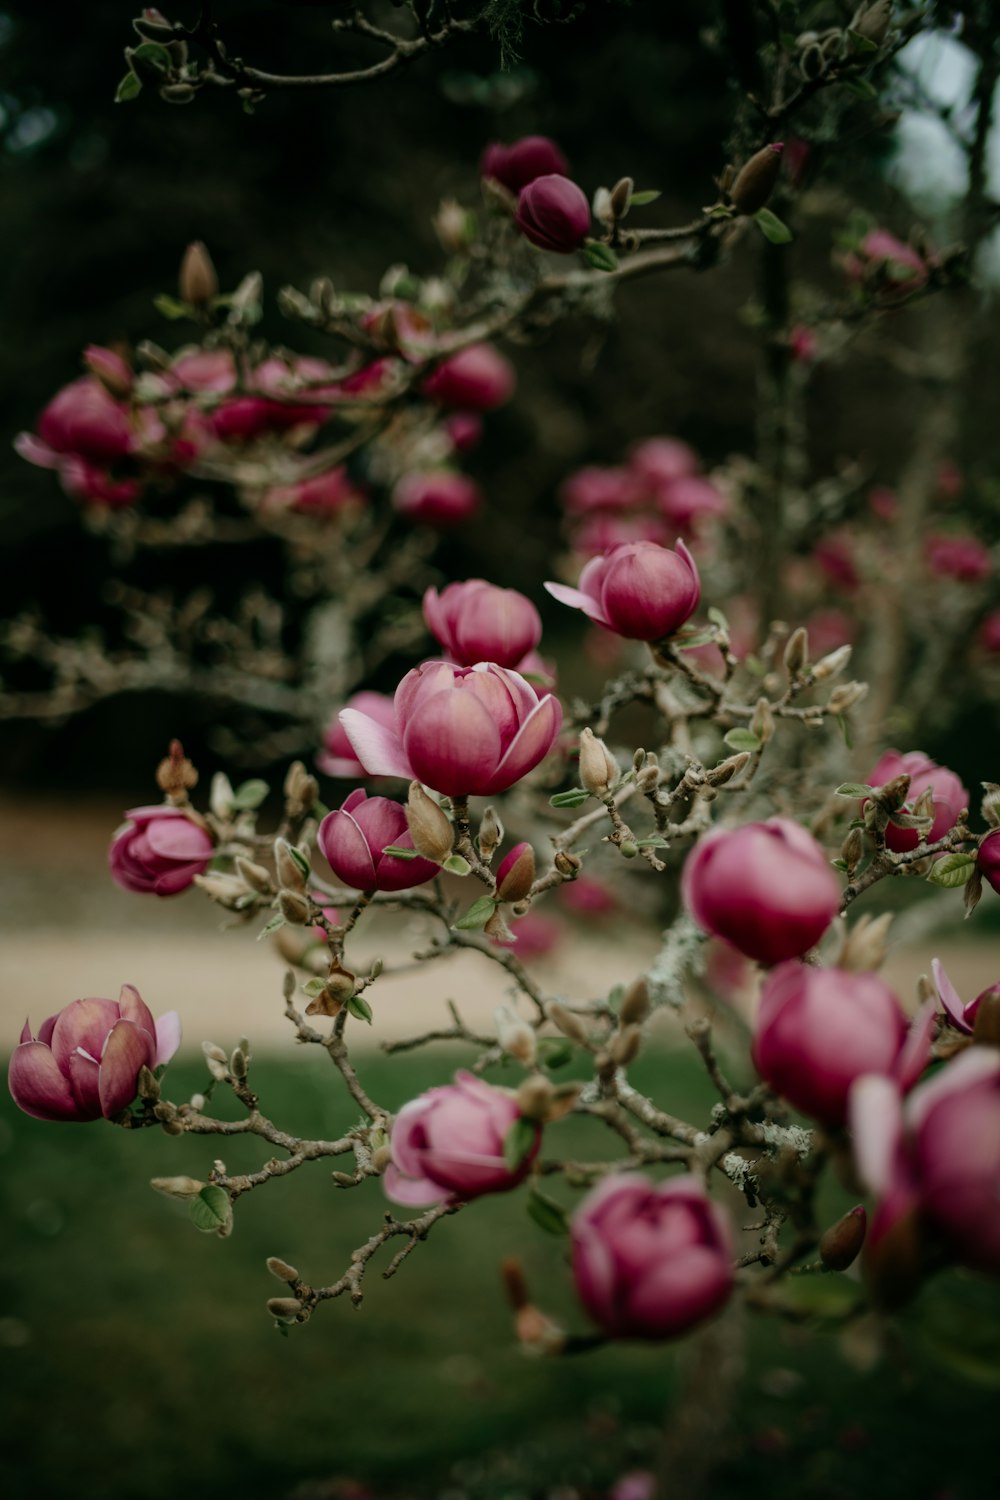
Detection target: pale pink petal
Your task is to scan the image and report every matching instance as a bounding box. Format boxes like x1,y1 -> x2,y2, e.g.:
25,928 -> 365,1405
931,957 -> 970,1033
145,817 -> 213,862
8,1042 -> 84,1121
485,693 -> 562,792
849,1074 -> 904,1196
544,581 -> 610,627
338,709 -> 413,779
895,996 -> 938,1091
67,1049 -> 103,1118
117,983 -> 156,1039
383,1164 -> 448,1207
154,1010 -> 182,1067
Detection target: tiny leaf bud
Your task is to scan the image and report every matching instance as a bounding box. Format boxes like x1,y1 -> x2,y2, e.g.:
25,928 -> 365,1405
852,1 -> 892,47
516,1074 -> 555,1120
554,851 -> 581,879
730,143 -> 784,216
179,241 -> 219,309
266,1257 -> 300,1283
236,857 -> 272,895
477,805 -> 504,862
751,696 -> 775,745
611,1023 -> 642,1068
609,175 -> 634,218
156,738 -> 198,796
150,1175 -> 206,1200
496,1004 -> 538,1067
275,838 -> 308,893
783,626 -> 809,679
811,644 -> 852,682
267,1297 -> 303,1324
279,889 -> 312,926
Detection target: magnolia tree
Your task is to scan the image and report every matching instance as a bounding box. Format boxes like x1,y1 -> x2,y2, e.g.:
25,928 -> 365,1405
6,0 -> 1000,1482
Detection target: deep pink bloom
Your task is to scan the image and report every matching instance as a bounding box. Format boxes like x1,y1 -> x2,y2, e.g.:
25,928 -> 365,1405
924,533 -> 991,583
682,818 -> 841,966
866,750 -> 968,854
318,692 -> 396,779
978,827 -> 1000,896
109,806 -> 214,896
8,984 -> 181,1123
931,957 -> 999,1037
35,376 -> 134,462
628,438 -> 699,488
571,1174 -> 733,1340
496,910 -> 563,958
83,345 -> 134,396
844,230 -> 929,296
480,135 -> 569,194
560,875 -> 616,917
317,789 -> 438,892
655,476 -> 728,531
752,963 -> 932,1127
267,466 -> 365,517
978,610 -> 1000,654
851,1047 -> 1000,1275
170,348 -> 237,393
58,456 -> 141,508
423,579 -> 542,668
339,660 -> 562,798
516,174 -> 591,254
546,540 -> 700,642
422,344 -> 516,411
813,531 -> 859,590
443,411 -> 483,453
789,324 -> 818,364
385,1070 -> 540,1206
561,465 -> 641,516
392,470 -> 481,526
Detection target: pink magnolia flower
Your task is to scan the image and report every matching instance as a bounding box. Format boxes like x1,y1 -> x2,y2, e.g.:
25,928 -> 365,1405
977,827 -> 1000,896
925,533 -> 991,583
443,411 -> 483,453
317,789 -> 438,893
109,806 -> 214,896
752,962 -> 934,1127
978,610 -> 1000,654
813,531 -> 859,590
561,465 -> 641,516
480,135 -> 569,194
655,476 -> 728,532
318,692 -> 396,779
682,818 -> 841,966
392,470 -> 481,526
33,376 -> 134,462
423,579 -> 542,668
9,984 -> 181,1123
267,466 -> 365,517
422,344 -> 516,411
866,750 -> 968,854
339,659 -> 562,798
385,1070 -> 540,1206
83,345 -> 134,397
850,1047 -> 1000,1276
546,540 -> 700,642
516,174 -> 591,254
844,230 -> 929,297
789,324 -> 818,364
560,875 -> 616,917
496,909 -> 563,959
571,1174 -> 733,1340
868,484 -> 899,521
931,957 -> 999,1037
628,437 -> 699,487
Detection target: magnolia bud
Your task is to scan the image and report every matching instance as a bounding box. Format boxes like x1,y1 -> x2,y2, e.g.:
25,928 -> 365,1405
150,1175 -> 206,1200
619,976 -> 650,1026
751,696 -> 775,745
820,1205 -> 867,1271
279,889 -> 312,926
266,1256 -> 300,1283
811,644 -> 852,683
578,727 -> 619,797
433,197 -> 474,254
827,680 -> 868,715
160,83 -> 195,104
179,241 -> 218,309
875,774 -> 911,813
593,186 -> 614,225
730,143 -> 784,215
202,1042 -> 227,1065
853,1 -> 892,47
609,176 -> 634,218
156,738 -> 198,795
210,771 -> 235,820
611,1023 -> 642,1067
483,908 -> 515,944
547,1002 -> 589,1044
267,1297 -> 303,1324
554,851 -> 581,878
841,826 -> 865,871
477,806 -> 504,862
274,840 -> 308,893
230,1047 -> 248,1080
972,989 -> 1000,1048
495,1004 -> 538,1067
707,751 -> 751,786
236,857 -> 272,895
406,782 -> 454,864
619,840 -> 639,859
496,843 -> 536,903
837,911 -> 892,973
194,871 -> 250,908
284,761 -> 318,817
783,626 -> 809,679
372,1144 -> 392,1173
516,1074 -> 555,1120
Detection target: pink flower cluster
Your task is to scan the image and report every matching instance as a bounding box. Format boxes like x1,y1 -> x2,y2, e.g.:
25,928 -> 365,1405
481,134 -> 590,255
558,436 -> 728,557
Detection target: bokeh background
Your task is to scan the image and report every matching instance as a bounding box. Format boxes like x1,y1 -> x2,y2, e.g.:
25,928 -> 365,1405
2,2 -> 1000,1497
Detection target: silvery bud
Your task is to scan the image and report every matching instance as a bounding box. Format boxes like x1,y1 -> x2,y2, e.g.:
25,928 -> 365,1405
609,176 -> 634,218
811,644 -> 852,682
236,857 -> 272,896
150,1175 -> 207,1201
516,1074 -> 555,1120
179,241 -> 218,309
852,1 -> 892,47
841,826 -> 865,871
194,871 -> 252,908
827,680 -> 868,715
406,782 -> 454,864
751,696 -> 775,745
279,889 -> 312,926
230,1047 -> 248,1080
707,752 -> 751,786
202,1042 -> 227,1065
547,1002 -> 589,1044
267,1297 -> 303,1324
266,1257 -> 300,1283
284,761 -> 318,817
209,771 -> 235,820
578,727 -> 619,797
477,805 -> 504,862
137,1065 -> 160,1101
593,186 -> 614,226
611,1023 -> 642,1067
637,763 -> 661,793
783,626 -> 809,679
619,976 -> 650,1027
496,1004 -> 538,1067
838,912 -> 893,973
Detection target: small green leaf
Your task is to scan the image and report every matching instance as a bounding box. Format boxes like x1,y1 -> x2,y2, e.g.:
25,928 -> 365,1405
582,240 -> 619,272
442,854 -> 471,876
153,294 -> 192,320
312,799 -> 330,819
257,913 -> 286,941
130,41 -> 171,71
231,779 -> 269,812
629,189 -> 661,207
754,208 -> 793,245
347,995 -> 373,1025
841,76 -> 878,100
381,844 -> 420,860
837,715 -> 854,750
527,1189 -> 570,1236
635,837 -> 670,849
928,853 -> 977,889
503,1116 -> 538,1172
287,844 -> 311,878
115,71 -> 142,103
675,628 -> 718,650
549,788 -> 590,809
830,858 -> 849,873
724,728 -> 762,752
847,29 -> 878,54
538,1038 -> 573,1071
190,1185 -> 232,1236
708,606 -> 729,631
301,978 -> 326,998
835,783 -> 874,799
454,895 -> 497,931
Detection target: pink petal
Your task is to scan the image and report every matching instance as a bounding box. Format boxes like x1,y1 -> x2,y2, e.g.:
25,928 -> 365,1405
383,1164 -> 448,1207
338,709 -> 413,779
67,1049 -> 103,1118
152,861 -> 204,895
49,998 -> 119,1075
8,1042 -> 84,1122
848,1074 -> 904,1196
117,983 -> 156,1039
485,693 -> 562,792
895,996 -> 938,1091
154,1010 -> 182,1067
98,1019 -> 153,1118
13,431 -> 61,469
544,581 -> 611,627
145,817 -> 213,862
403,689 -> 502,796
931,957 -> 970,1033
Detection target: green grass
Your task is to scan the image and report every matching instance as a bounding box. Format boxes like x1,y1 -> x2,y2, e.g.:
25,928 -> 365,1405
1,1047 -> 997,1500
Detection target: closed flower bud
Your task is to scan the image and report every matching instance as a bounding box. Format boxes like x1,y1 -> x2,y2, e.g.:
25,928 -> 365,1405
230,1047 -> 248,1080
852,1 -> 892,47
284,761 -> 318,818
235,857 -> 271,895
547,1002 -> 589,1043
406,782 -> 455,864
611,1023 -> 643,1067
637,763 -> 661,793
811,644 -> 852,682
547,540 -> 700,643
554,850 -> 581,878
516,1074 -> 554,1119
515,174 -> 591,254
578,727 -> 619,797
210,771 -> 235,820
978,827 -> 1000,896
386,1072 -> 541,1204
496,842 -> 536,902
827,680 -> 868,715
477,806 -> 504,862
193,871 -> 251,907
267,1297 -> 303,1324
609,176 -> 634,218
137,1064 -> 160,1100
819,1205 -> 867,1271
867,750 -> 966,852
495,1004 -> 538,1066
841,826 -> 865,871
155,738 -> 198,796
972,989 -> 1000,1048
730,143 -> 784,216
201,1042 -> 228,1065
707,751 -> 751,786
179,241 -> 219,309
783,626 -> 809,678
274,838 -> 308,893
150,1175 -> 207,1200
266,1256 -> 300,1283
837,911 -> 893,973
279,889 -> 312,926
751,696 -> 775,744
620,977 -> 650,1027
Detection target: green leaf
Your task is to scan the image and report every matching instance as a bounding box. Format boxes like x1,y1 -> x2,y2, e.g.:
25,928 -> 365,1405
837,715 -> 854,750
675,628 -> 718,650
754,208 -> 793,245
257,913 -> 286,941
835,783 -> 874,799
442,854 -> 471,876
549,788 -> 590,809
347,995 -> 373,1025
582,240 -> 619,273
723,728 -> 762,752
454,895 -> 497,931
381,844 -> 420,860
153,294 -> 192,320
629,189 -> 661,207
312,799 -> 329,819
287,844 -> 311,878
635,837 -> 670,849
707,606 -> 729,631
301,978 -> 326,998
115,71 -> 142,103
927,853 -> 977,889
847,29 -> 879,55
527,1189 -> 570,1236
190,1185 -> 233,1236
130,41 -> 171,71
538,1038 -> 573,1071
841,76 -> 878,100
231,779 -> 269,812
503,1116 -> 537,1172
